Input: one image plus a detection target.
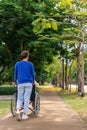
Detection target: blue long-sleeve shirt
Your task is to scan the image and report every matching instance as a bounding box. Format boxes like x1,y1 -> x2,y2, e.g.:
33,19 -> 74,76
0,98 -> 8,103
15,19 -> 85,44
14,60 -> 35,84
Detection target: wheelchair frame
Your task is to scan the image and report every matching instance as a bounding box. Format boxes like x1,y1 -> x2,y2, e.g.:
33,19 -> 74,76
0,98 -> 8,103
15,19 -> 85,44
11,87 -> 40,117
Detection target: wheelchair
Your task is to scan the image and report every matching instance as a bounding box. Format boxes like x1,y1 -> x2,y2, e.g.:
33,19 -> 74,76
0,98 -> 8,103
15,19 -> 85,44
11,85 -> 40,117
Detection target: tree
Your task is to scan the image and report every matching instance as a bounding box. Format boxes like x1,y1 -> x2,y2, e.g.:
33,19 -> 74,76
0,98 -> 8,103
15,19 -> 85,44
32,0 -> 87,96
0,0 -> 58,83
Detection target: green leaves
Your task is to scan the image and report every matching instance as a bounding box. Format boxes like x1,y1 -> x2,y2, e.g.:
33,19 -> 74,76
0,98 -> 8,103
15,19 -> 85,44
32,17 -> 58,33
51,21 -> 58,30
46,22 -> 51,29
59,0 -> 74,10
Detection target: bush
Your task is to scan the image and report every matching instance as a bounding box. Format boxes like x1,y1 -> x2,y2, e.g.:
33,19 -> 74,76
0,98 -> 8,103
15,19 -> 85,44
0,87 -> 16,95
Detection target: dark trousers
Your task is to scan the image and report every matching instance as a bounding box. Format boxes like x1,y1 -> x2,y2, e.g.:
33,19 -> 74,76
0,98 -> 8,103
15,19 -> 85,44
30,85 -> 35,101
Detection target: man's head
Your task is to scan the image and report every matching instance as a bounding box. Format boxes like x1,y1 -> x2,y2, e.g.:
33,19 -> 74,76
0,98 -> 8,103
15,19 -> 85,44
21,50 -> 29,60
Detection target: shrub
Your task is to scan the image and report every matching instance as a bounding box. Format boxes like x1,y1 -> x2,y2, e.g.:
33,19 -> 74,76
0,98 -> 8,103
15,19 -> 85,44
0,87 -> 16,95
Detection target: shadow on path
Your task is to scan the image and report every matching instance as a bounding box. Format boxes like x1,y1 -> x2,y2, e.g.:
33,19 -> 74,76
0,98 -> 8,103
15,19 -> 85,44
0,89 -> 87,130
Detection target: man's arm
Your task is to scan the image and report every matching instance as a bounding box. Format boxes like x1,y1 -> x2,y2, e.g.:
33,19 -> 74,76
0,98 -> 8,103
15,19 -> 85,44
14,64 -> 18,85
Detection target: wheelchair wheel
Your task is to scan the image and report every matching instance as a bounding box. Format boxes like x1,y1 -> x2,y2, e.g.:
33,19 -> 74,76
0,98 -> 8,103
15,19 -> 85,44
11,93 -> 17,116
34,92 -> 40,116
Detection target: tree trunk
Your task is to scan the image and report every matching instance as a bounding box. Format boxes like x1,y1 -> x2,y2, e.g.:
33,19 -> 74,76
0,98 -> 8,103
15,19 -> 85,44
62,58 -> 64,90
68,60 -> 74,92
77,46 -> 82,96
65,58 -> 68,90
81,31 -> 85,96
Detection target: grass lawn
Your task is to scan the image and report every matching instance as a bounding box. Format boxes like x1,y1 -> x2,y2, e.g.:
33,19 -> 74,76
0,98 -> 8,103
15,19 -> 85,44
0,86 -> 87,124
39,86 -> 87,123
56,88 -> 87,123
0,84 -> 14,87
0,100 -> 10,116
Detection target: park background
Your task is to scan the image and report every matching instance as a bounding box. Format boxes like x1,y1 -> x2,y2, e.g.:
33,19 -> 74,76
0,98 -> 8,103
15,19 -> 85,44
0,0 -> 87,123
0,0 -> 87,95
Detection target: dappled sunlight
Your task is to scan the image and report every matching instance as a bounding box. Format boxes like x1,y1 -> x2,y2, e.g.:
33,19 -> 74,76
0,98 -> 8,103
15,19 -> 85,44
0,89 -> 86,130
39,86 -> 56,91
0,113 -> 12,121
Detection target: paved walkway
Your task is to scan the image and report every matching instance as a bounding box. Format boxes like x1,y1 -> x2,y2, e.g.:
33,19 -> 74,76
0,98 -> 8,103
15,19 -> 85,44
0,89 -> 87,130
0,95 -> 11,100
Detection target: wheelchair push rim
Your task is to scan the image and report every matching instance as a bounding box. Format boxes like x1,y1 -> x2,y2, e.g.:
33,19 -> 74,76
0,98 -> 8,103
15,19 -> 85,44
11,93 -> 17,116
34,93 -> 40,116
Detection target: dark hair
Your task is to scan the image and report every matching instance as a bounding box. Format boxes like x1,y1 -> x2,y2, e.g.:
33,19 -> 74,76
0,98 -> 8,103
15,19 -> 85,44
21,50 -> 29,59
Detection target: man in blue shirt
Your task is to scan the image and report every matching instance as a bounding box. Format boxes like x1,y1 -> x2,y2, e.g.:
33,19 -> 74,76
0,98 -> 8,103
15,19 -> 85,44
14,50 -> 35,121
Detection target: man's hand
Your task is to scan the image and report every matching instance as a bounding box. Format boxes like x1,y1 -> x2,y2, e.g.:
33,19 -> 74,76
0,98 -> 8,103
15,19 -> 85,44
34,81 -> 39,87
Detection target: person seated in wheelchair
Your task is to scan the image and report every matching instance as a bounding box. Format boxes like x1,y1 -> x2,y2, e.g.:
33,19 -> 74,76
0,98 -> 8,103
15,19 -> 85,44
30,81 -> 39,110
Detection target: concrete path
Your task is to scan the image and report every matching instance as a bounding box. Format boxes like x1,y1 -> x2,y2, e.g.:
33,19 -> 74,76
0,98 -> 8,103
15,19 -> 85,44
0,95 -> 11,100
0,89 -> 87,130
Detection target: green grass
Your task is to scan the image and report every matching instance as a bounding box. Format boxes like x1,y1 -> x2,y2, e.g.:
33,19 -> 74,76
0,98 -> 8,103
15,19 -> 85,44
0,84 -> 14,87
0,86 -> 87,123
0,86 -> 41,117
57,89 -> 87,123
0,100 -> 10,116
